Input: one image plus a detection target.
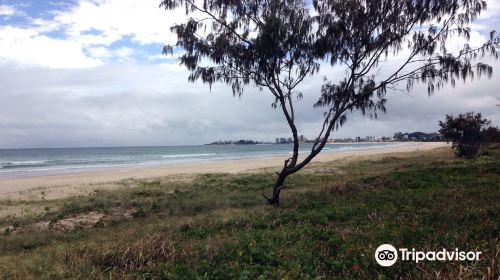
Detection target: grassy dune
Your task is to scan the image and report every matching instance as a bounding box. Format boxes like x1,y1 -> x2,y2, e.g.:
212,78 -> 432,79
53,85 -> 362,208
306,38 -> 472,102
0,147 -> 499,279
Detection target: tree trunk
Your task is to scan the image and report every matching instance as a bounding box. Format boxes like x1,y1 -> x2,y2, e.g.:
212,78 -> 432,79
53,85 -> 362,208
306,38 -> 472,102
263,169 -> 288,206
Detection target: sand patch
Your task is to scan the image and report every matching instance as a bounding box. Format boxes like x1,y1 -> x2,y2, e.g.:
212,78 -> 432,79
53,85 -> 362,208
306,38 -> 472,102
52,211 -> 104,231
0,142 -> 448,202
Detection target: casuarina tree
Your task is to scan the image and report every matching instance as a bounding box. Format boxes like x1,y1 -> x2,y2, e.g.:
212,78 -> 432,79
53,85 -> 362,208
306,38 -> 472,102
160,0 -> 499,206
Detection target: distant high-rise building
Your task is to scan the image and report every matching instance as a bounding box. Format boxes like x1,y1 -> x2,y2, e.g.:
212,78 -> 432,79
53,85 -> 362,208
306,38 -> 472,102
394,132 -> 404,141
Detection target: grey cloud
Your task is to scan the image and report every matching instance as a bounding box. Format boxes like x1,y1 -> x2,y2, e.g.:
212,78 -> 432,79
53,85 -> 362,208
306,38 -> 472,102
0,57 -> 499,148
2,0 -> 499,149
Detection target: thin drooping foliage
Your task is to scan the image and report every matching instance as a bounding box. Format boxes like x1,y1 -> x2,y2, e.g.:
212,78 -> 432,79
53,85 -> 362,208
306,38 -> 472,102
160,0 -> 499,205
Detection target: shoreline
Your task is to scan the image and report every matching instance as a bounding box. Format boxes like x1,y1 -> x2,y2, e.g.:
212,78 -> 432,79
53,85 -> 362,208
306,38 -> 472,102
0,142 -> 408,180
0,142 -> 447,200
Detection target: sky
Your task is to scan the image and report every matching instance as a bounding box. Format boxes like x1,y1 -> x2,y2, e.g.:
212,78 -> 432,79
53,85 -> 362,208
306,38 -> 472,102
0,0 -> 499,149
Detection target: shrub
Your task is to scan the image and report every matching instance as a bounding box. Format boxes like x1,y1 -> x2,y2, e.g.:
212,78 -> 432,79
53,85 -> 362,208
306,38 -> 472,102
439,112 -> 490,159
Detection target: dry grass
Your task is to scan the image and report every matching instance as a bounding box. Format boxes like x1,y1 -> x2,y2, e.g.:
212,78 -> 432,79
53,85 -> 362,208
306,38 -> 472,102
0,146 -> 498,279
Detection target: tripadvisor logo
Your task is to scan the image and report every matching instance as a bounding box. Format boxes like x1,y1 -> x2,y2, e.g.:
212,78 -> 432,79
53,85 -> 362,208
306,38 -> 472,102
374,244 -> 481,267
375,244 -> 398,267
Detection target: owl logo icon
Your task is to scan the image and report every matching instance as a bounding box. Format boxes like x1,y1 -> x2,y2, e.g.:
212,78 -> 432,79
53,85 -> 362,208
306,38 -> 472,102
375,244 -> 398,267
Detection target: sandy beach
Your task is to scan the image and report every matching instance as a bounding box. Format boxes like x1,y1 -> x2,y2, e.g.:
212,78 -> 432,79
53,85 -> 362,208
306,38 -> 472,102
0,142 -> 447,200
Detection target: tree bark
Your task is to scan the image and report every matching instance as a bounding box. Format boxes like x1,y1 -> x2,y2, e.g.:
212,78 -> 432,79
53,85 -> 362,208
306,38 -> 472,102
264,169 -> 288,206
263,111 -> 342,207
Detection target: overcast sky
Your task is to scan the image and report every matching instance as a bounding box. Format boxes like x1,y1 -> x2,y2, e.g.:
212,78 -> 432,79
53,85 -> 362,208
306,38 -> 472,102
0,0 -> 499,149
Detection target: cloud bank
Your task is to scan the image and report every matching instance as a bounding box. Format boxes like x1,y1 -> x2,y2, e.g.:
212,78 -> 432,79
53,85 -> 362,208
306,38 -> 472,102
0,0 -> 499,148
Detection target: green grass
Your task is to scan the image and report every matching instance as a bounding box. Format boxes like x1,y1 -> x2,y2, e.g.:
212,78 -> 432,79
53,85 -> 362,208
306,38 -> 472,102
0,147 -> 499,279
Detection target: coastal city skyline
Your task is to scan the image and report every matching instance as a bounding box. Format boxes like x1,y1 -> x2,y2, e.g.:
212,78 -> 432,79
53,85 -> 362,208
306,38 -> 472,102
207,131 -> 444,146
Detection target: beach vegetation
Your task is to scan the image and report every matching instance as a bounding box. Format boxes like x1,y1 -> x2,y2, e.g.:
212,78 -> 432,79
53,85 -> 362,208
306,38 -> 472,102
439,112 -> 499,158
0,147 -> 499,278
160,0 -> 500,205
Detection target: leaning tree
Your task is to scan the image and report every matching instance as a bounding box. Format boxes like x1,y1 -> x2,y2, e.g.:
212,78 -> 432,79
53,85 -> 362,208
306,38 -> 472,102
160,0 -> 499,206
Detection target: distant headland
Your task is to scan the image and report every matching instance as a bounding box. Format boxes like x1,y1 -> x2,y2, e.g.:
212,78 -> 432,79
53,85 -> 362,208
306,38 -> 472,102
205,140 -> 273,145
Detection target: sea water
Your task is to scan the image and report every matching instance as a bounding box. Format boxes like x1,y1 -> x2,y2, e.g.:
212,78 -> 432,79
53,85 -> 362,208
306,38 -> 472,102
0,143 -> 406,178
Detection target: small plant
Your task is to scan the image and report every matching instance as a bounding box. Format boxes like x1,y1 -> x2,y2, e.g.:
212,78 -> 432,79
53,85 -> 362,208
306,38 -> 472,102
80,233 -> 176,271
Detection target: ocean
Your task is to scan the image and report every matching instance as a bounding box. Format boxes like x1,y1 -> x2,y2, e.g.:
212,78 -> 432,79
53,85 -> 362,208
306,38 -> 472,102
0,143 -> 405,178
